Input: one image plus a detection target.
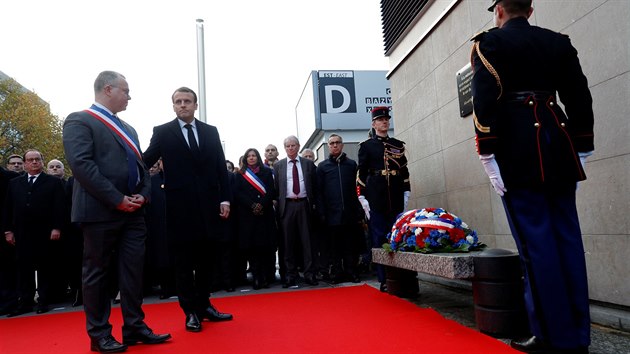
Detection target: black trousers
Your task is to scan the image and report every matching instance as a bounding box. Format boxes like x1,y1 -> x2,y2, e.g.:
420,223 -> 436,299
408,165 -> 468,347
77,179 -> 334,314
280,200 -> 314,279
171,237 -> 214,315
81,216 -> 148,340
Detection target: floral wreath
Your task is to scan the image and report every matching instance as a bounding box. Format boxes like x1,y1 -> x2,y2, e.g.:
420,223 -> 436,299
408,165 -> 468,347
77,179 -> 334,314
384,208 -> 485,253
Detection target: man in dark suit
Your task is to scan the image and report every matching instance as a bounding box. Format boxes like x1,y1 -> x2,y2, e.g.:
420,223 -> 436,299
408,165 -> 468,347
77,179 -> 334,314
5,155 -> 24,174
3,150 -> 65,316
273,135 -> 318,288
63,71 -> 170,353
471,1 -> 594,353
143,87 -> 233,333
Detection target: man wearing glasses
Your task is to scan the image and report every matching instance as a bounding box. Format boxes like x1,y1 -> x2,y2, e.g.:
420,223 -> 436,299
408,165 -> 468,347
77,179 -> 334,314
316,134 -> 362,283
63,71 -> 170,352
3,150 -> 65,317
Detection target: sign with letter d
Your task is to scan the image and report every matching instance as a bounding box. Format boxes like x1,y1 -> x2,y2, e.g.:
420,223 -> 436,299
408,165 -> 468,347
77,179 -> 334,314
318,71 -> 357,114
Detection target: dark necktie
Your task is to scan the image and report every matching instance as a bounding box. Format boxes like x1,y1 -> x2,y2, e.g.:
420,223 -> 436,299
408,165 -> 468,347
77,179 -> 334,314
184,124 -> 200,154
28,176 -> 35,187
291,159 -> 300,195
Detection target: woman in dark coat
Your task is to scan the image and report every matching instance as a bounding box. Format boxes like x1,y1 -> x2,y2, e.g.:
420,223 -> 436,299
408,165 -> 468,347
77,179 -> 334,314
234,148 -> 277,289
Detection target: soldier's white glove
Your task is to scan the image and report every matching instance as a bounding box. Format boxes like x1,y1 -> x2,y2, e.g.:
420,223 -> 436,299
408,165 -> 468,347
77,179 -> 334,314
479,154 -> 507,196
578,151 -> 593,170
358,195 -> 371,220
403,191 -> 410,211
576,151 -> 593,190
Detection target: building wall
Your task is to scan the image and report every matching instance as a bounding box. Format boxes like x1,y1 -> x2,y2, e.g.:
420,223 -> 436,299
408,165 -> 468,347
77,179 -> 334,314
387,0 -> 629,307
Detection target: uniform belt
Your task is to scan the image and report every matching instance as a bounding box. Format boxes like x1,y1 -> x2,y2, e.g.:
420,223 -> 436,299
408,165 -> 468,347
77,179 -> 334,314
504,91 -> 556,102
370,169 -> 398,176
286,197 -> 307,202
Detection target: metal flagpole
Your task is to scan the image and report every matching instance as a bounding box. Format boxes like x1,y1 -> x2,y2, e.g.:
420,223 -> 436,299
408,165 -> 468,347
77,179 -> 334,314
196,19 -> 207,123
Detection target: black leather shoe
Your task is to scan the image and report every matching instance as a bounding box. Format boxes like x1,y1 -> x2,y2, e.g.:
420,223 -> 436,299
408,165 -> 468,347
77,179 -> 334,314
185,313 -> 201,332
379,282 -> 388,292
6,306 -> 32,317
90,335 -> 127,353
283,278 -> 297,288
351,275 -> 361,283
199,304 -> 233,322
510,336 -> 552,353
304,276 -> 318,286
35,304 -> 50,314
123,328 -> 171,345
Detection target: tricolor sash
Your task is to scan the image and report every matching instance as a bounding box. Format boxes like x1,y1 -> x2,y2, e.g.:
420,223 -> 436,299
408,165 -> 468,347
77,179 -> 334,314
243,168 -> 266,196
85,105 -> 141,193
84,105 -> 142,159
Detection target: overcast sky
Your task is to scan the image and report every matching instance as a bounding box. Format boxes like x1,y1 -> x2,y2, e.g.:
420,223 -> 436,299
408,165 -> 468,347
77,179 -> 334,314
1,0 -> 388,164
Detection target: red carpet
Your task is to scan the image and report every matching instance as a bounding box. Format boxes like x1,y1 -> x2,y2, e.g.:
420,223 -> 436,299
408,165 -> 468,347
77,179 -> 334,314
0,284 -> 518,353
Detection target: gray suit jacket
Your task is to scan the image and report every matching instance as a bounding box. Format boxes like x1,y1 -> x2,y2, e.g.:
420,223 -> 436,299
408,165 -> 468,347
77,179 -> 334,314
273,157 -> 317,218
63,110 -> 150,223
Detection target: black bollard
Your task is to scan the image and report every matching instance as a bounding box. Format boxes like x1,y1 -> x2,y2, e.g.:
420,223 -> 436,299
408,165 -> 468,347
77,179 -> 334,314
472,248 -> 529,337
385,266 -> 419,298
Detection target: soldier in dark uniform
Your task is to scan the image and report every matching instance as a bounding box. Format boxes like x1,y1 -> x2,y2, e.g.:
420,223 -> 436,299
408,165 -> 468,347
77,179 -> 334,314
471,1 -> 594,353
356,106 -> 410,292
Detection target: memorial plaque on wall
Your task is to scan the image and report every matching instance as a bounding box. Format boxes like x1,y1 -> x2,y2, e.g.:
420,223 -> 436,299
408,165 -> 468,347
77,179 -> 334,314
456,63 -> 473,117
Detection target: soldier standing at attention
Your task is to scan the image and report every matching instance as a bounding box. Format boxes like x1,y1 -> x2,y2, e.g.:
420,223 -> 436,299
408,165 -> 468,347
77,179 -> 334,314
471,0 -> 594,353
356,106 -> 410,292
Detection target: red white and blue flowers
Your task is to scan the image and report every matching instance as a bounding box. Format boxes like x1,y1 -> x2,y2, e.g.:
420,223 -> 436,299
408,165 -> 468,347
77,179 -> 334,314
384,208 -> 485,253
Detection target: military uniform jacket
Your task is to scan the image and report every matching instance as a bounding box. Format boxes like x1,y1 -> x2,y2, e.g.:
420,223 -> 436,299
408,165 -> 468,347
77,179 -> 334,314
471,17 -> 594,188
357,135 -> 410,216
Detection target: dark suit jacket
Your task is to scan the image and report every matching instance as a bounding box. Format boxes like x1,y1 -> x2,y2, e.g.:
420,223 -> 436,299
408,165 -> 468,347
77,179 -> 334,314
2,173 -> 65,257
143,118 -> 231,244
273,157 -> 317,218
63,110 -> 150,222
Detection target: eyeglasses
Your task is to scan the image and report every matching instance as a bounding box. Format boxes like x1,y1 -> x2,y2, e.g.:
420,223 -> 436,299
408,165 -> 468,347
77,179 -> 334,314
328,141 -> 342,145
26,157 -> 42,163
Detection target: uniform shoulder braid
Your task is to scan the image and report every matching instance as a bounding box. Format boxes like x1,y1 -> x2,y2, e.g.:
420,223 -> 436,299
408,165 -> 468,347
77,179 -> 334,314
470,27 -> 498,42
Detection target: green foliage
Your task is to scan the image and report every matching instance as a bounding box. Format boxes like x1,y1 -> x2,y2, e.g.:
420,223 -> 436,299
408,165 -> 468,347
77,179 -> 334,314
0,78 -> 66,169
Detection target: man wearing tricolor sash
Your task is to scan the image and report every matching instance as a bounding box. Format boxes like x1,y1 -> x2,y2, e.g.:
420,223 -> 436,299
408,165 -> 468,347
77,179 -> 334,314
63,71 -> 171,352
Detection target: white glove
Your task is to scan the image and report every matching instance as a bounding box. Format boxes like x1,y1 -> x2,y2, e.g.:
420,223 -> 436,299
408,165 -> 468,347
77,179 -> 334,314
403,191 -> 410,211
578,151 -> 593,170
576,151 -> 593,190
479,154 -> 507,196
358,195 -> 371,220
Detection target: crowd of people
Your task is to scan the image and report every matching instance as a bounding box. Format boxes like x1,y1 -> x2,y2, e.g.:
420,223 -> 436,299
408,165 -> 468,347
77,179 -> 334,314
0,70 -> 409,352
1,154 -> 79,317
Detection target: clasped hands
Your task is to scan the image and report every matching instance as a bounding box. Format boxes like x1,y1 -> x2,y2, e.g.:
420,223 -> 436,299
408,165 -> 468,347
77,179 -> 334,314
251,202 -> 264,216
116,194 -> 145,212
